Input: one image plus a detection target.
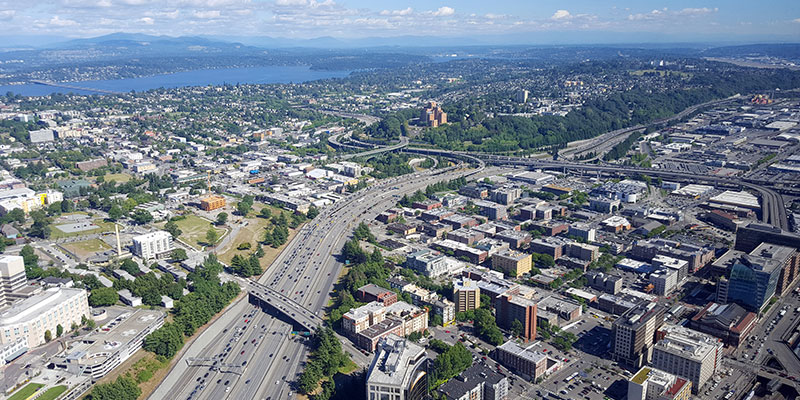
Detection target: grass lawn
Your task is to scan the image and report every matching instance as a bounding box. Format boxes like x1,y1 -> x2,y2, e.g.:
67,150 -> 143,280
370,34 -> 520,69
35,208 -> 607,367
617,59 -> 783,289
51,216 -> 116,240
7,383 -> 44,400
172,214 -> 225,250
61,238 -> 112,259
337,357 -> 359,375
36,385 -> 67,400
102,172 -> 133,183
218,203 -> 298,273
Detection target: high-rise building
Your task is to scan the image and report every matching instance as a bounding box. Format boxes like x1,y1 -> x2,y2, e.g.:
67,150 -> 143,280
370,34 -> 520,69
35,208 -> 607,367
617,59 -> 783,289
453,278 -> 480,313
651,325 -> 723,393
612,301 -> 665,368
496,293 -> 537,342
420,101 -> 448,127
437,362 -> 508,400
0,288 -> 89,348
366,334 -> 429,400
0,255 -> 26,306
491,250 -> 532,277
132,231 -> 173,260
628,366 -> 692,400
734,222 -> 800,253
716,251 -> 784,312
514,90 -> 529,104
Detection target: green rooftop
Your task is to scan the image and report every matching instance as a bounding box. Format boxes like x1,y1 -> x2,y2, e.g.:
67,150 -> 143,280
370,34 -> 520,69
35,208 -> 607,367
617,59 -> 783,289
631,367 -> 651,384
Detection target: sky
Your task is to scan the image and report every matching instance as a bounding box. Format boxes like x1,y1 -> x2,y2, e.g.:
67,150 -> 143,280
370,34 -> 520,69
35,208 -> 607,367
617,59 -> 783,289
0,0 -> 798,43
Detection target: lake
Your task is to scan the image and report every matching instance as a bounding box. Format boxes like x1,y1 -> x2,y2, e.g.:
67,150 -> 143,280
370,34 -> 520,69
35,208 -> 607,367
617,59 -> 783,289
0,65 -> 351,96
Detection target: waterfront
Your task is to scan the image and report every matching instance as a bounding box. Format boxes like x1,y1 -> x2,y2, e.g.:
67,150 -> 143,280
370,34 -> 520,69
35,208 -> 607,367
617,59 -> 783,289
0,65 -> 350,96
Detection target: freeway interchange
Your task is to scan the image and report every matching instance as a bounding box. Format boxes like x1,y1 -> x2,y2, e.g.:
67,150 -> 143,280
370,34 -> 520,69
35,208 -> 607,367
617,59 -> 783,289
151,160 -> 485,400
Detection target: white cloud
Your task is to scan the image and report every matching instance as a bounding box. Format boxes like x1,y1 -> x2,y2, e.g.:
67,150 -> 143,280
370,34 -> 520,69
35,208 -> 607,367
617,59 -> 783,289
193,10 -> 221,18
629,7 -> 717,21
677,7 -> 718,16
551,9 -> 571,20
139,16 -> 154,24
792,17 -> 800,23
275,0 -> 307,5
49,15 -> 78,26
380,7 -> 412,16
0,10 -> 15,20
433,6 -> 454,17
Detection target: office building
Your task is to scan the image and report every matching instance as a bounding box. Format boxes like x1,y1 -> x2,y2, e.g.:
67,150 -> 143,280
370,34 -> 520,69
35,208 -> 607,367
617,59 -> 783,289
689,302 -> 756,347
53,310 -> 164,381
734,222 -> 800,253
438,362 -> 508,400
405,249 -> 448,278
0,255 -> 26,306
199,194 -> 226,211
716,251 -> 784,312
536,295 -> 582,328
628,367 -> 692,400
492,250 -> 532,278
496,293 -> 537,342
430,299 -> 455,327
567,242 -> 600,262
358,284 -> 398,306
650,268 -> 679,296
568,224 -> 596,242
586,271 -> 623,294
494,341 -> 561,381
131,230 -> 173,261
651,324 -> 723,393
750,243 -> 799,296
453,278 -> 480,313
0,288 -> 89,348
612,301 -> 665,368
345,301 -> 429,352
366,335 -> 429,400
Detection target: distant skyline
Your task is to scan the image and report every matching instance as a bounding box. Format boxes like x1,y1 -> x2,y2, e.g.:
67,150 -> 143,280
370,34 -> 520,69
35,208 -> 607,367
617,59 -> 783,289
1,0 -> 798,44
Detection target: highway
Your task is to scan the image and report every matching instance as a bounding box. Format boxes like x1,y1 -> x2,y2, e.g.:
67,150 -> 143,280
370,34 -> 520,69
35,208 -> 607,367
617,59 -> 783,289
151,159 -> 485,400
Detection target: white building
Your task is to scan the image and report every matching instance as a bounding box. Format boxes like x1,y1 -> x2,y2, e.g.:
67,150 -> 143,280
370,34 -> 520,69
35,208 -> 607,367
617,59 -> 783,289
651,324 -> 723,393
131,230 -> 172,260
366,334 -> 428,400
628,366 -> 692,400
649,268 -> 679,296
0,288 -> 89,348
0,255 -> 26,306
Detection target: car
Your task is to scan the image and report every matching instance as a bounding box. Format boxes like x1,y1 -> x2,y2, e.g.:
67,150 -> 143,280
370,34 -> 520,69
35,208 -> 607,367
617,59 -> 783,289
225,380 -> 230,385
241,350 -> 245,355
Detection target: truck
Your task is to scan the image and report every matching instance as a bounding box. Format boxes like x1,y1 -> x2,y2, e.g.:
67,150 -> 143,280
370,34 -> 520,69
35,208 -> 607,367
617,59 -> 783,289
780,310 -> 786,317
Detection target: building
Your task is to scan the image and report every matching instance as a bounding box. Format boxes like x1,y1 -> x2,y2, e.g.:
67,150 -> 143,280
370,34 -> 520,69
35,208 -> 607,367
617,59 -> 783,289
430,299 -> 455,327
750,243 -> 799,296
716,251 -> 784,312
734,222 -> 800,253
75,158 -> 108,172
494,341 -> 560,381
689,302 -> 756,347
131,230 -> 173,261
438,362 -> 508,400
568,224 -> 596,242
651,324 -> 723,393
405,249 -> 448,278
420,101 -> 447,127
0,288 -> 89,348
586,271 -> 622,294
366,335 -> 429,400
567,242 -> 600,262
453,278 -> 480,313
117,289 -> 142,307
53,310 -> 164,381
612,301 -> 665,368
496,293 -> 537,342
650,268 -> 679,296
536,296 -> 582,328
345,301 -> 429,352
199,194 -> 226,211
29,129 -> 55,143
492,250 -> 532,277
358,284 -> 398,306
0,255 -> 26,306
628,367 -> 692,400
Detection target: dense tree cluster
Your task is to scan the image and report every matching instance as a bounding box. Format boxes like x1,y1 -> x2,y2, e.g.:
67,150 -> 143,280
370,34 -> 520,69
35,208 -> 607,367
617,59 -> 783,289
297,327 -> 349,397
230,253 -> 261,277
88,287 -> 119,307
432,341 -> 473,385
85,376 -> 141,400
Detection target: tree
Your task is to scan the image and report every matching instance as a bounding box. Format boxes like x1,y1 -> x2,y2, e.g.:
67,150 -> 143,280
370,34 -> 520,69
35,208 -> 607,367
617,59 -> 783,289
511,319 -> 524,338
21,244 -> 41,279
171,248 -> 188,262
56,324 -> 64,337
306,206 -> 319,219
259,207 -> 272,219
216,212 -> 228,225
89,287 -> 119,307
86,376 -> 141,400
120,259 -> 140,276
61,199 -> 74,213
108,205 -> 123,221
44,330 -> 52,342
236,201 -> 252,216
144,322 -> 184,358
164,220 -> 182,239
130,209 -> 154,225
205,228 -> 219,245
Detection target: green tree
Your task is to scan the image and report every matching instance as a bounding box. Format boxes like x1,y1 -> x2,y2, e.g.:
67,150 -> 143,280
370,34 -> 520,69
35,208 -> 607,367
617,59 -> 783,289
164,220 -> 182,239
130,209 -> 153,225
86,376 -> 141,400
205,228 -> 219,245
108,205 -> 123,221
20,244 -> 41,279
259,207 -> 272,219
306,206 -> 319,219
89,287 -> 119,307
56,324 -> 64,337
236,201 -> 252,216
511,319 -> 524,338
216,212 -> 228,225
171,248 -> 188,262
44,330 -> 52,342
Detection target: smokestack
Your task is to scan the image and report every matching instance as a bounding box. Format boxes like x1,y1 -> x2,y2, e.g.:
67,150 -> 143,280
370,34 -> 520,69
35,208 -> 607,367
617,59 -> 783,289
115,224 -> 122,256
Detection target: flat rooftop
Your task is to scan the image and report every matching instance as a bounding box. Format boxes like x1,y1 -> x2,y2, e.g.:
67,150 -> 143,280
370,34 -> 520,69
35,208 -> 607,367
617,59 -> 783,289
64,309 -> 164,366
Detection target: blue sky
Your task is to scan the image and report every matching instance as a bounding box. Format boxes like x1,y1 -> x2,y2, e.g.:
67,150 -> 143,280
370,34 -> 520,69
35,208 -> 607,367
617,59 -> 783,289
0,0 -> 798,42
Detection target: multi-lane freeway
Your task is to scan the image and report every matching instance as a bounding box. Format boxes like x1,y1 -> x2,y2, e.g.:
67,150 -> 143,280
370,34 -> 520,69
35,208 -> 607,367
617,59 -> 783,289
151,158 -> 485,400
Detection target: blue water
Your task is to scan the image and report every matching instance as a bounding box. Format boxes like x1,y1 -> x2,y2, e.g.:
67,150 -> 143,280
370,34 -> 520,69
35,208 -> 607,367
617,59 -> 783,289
0,65 -> 351,96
